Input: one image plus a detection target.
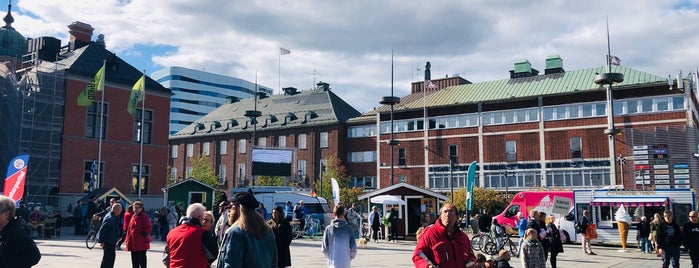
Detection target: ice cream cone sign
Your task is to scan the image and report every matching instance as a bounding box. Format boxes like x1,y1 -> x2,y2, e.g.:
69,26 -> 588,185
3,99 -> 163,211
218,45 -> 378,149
615,204 -> 632,250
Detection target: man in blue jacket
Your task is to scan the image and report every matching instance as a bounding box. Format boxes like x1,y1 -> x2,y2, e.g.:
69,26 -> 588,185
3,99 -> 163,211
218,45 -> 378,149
97,203 -> 122,268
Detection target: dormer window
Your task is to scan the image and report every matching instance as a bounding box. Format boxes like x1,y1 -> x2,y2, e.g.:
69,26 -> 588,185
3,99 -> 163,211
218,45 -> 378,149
283,113 -> 297,125
303,111 -> 317,123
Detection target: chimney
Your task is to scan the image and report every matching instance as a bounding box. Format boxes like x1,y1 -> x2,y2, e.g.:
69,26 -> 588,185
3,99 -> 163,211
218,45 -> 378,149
283,87 -> 298,95
544,55 -> 564,75
95,34 -> 105,48
316,81 -> 330,91
509,59 -> 539,79
68,21 -> 94,50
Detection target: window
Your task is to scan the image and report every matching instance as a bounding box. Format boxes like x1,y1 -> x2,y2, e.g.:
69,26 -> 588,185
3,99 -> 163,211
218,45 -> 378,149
349,151 -> 377,163
83,161 -> 103,192
506,141 -> 516,162
171,145 -> 178,158
398,148 -> 406,166
131,164 -> 149,194
641,99 -> 654,112
203,142 -> 210,156
278,135 -> 286,148
219,141 -> 227,155
672,96 -> 684,110
320,132 -> 328,148
238,163 -> 246,180
299,134 -> 307,149
218,164 -> 226,185
448,145 -> 458,165
398,175 -> 406,183
571,137 -> 582,159
170,167 -> 177,181
239,139 -> 246,153
186,166 -> 193,176
258,137 -> 267,147
350,177 -> 377,189
187,144 -> 194,157
348,125 -> 376,138
86,102 -> 108,138
133,109 -> 152,144
298,160 -> 306,176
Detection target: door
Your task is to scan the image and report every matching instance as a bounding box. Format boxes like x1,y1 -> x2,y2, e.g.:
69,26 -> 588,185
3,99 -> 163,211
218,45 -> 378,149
189,192 -> 205,205
407,198 -> 421,234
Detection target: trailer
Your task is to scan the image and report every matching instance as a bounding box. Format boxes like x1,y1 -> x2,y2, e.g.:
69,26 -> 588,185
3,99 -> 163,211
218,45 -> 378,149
572,188 -> 695,244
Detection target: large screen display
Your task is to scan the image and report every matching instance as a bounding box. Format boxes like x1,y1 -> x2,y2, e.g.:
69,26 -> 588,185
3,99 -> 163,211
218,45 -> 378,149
251,149 -> 293,176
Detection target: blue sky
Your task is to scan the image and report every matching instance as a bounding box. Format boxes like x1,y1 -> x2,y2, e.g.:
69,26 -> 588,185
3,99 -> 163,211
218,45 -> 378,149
9,0 -> 699,113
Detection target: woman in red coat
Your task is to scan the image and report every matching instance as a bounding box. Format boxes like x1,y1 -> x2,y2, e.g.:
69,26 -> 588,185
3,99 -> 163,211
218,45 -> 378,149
125,201 -> 151,268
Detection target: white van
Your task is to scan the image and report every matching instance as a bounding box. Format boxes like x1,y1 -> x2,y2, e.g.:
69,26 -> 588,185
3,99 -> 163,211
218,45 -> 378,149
231,187 -> 332,228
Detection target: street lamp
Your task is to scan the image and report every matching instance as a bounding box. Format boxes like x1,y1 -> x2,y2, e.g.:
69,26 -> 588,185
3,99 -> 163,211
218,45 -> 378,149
380,52 -> 400,185
594,56 -> 624,186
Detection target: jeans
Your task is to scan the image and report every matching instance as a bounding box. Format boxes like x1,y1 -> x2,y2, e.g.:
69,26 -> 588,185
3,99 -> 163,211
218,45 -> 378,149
517,236 -> 524,256
662,246 -> 680,268
101,243 -> 116,268
689,247 -> 699,268
640,237 -> 650,253
130,250 -> 147,268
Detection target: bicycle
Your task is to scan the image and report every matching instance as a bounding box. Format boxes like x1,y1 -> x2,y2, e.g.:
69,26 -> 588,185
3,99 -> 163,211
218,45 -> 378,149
470,232 -> 493,252
85,216 -> 101,249
482,235 -> 518,257
291,215 -> 321,240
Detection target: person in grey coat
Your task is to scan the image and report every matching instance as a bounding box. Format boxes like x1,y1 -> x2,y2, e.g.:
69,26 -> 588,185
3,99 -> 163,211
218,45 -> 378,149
322,205 -> 357,268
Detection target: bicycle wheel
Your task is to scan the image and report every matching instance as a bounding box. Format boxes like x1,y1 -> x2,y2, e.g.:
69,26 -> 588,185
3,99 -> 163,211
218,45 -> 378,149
85,230 -> 98,249
505,239 -> 518,257
470,234 -> 482,251
482,241 -> 497,255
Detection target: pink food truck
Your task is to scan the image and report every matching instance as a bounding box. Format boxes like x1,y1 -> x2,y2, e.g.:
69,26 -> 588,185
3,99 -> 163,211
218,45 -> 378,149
493,191 -> 576,242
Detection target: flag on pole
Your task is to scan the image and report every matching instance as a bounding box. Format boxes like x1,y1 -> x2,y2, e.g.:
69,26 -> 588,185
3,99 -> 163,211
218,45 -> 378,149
280,47 -> 291,55
465,161 -> 477,218
331,178 -> 340,205
77,64 -> 105,106
609,55 -> 621,66
3,155 -> 29,202
127,75 -> 145,116
89,160 -> 97,192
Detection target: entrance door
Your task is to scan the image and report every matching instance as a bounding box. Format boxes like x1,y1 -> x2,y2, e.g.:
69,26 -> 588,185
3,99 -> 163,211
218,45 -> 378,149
189,192 -> 205,205
407,198 -> 421,234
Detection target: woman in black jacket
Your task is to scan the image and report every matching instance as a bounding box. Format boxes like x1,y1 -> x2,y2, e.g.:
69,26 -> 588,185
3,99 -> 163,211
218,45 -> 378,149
546,215 -> 564,268
268,206 -> 293,267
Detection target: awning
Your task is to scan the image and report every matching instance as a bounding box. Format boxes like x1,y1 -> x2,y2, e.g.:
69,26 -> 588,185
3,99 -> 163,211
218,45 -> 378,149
589,196 -> 669,207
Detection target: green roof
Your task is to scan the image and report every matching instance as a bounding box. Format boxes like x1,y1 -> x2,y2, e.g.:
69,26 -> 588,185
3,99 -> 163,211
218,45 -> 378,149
396,65 -> 668,110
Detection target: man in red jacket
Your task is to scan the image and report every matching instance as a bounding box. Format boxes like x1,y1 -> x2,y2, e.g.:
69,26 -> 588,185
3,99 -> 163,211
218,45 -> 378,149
413,203 -> 476,268
166,203 -> 218,268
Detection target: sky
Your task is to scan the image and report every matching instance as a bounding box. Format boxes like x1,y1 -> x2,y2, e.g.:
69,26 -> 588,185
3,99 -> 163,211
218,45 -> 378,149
9,0 -> 699,113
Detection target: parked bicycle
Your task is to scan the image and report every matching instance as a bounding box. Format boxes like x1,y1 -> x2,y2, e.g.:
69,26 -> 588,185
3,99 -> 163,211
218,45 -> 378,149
470,232 -> 494,252
85,215 -> 101,249
482,235 -> 518,257
291,215 -> 320,240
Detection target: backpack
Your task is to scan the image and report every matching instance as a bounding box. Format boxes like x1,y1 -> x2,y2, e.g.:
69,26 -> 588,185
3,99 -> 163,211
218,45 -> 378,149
575,221 -> 584,234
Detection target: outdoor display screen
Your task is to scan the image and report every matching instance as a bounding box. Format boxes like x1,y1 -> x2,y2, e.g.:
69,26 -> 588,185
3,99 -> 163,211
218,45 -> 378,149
251,149 -> 293,176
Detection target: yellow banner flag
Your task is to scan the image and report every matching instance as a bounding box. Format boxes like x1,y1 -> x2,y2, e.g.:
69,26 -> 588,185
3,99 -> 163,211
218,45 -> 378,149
127,75 -> 145,116
77,65 -> 105,106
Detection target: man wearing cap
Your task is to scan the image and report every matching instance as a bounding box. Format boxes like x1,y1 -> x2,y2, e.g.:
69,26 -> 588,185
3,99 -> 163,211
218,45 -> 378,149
166,203 -> 218,268
284,201 -> 294,223
218,192 -> 277,268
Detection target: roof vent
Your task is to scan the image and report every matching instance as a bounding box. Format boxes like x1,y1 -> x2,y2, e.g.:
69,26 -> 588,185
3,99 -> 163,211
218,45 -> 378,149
509,59 -> 539,78
283,87 -> 298,95
226,96 -> 240,103
316,81 -> 330,91
256,92 -> 268,99
544,55 -> 564,74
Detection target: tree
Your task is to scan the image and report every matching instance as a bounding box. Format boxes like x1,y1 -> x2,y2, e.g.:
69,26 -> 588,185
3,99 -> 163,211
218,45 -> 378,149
318,154 -> 363,206
447,187 -> 509,215
255,176 -> 286,186
189,156 -> 219,189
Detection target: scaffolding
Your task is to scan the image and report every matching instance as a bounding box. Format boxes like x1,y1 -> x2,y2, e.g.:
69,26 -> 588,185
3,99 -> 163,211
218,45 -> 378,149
15,47 -> 66,205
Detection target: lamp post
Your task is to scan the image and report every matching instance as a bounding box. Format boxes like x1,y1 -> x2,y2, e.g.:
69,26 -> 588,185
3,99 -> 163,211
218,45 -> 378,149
380,52 -> 400,185
244,82 -> 261,186
594,54 -> 624,186
449,158 -> 455,202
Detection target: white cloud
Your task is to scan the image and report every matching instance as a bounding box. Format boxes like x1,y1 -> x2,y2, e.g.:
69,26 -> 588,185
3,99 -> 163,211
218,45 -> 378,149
10,0 -> 699,113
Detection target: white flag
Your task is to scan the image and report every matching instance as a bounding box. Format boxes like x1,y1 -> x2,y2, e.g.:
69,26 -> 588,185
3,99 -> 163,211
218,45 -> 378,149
609,55 -> 621,66
280,47 -> 291,55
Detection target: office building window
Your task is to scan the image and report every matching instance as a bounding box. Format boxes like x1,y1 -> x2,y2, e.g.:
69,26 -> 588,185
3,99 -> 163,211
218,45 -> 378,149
219,140 -> 227,155
571,137 -> 582,159
320,132 -> 328,148
278,135 -> 286,147
83,161 -> 103,192
239,139 -> 246,153
203,142 -> 210,156
506,141 -> 516,162
170,167 -> 177,182
187,144 -> 194,157
299,134 -> 307,149
218,164 -> 226,185
258,137 -> 267,147
448,145 -> 458,165
398,148 -> 406,166
171,145 -> 178,158
131,164 -> 149,194
133,109 -> 152,144
86,102 -> 108,138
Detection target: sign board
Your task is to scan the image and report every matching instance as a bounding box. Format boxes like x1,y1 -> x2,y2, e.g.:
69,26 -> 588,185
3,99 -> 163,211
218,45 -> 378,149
633,145 -> 648,150
673,163 -> 689,169
654,170 -> 670,175
655,180 -> 670,184
655,185 -> 672,189
634,160 -> 649,165
674,174 -> 690,179
675,169 -> 689,174
552,196 -> 572,215
654,175 -> 670,179
653,165 -> 669,169
675,180 -> 690,184
675,185 -> 691,189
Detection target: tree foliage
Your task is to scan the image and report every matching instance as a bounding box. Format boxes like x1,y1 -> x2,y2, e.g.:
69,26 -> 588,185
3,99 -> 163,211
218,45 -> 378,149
189,156 -> 219,189
255,176 -> 286,186
447,187 -> 510,215
318,154 -> 363,206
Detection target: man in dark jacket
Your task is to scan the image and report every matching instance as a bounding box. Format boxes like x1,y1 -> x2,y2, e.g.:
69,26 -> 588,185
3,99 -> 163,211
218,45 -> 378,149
636,216 -> 651,254
683,210 -> 699,268
478,209 -> 492,233
97,203 -> 123,268
0,195 -> 41,268
657,210 -> 683,268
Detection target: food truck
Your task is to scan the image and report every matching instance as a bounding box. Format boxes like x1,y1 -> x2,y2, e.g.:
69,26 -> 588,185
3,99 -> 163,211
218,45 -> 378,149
493,191 -> 575,242
573,188 -> 695,244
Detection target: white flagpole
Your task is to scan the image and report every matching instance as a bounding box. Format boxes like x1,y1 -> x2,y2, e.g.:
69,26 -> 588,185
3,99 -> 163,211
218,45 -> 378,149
278,47 -> 281,95
138,70 -> 145,200
97,60 -> 106,189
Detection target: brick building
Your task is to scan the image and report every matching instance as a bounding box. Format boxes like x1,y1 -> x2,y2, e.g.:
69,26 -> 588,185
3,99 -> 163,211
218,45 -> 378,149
168,84 -> 361,191
347,56 -> 699,194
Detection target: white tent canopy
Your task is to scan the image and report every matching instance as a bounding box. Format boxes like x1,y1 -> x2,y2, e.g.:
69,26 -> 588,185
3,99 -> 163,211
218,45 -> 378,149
370,194 -> 406,205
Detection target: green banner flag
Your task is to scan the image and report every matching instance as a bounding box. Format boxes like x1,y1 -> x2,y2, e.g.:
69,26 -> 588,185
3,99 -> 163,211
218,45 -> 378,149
77,65 -> 105,106
127,75 -> 145,116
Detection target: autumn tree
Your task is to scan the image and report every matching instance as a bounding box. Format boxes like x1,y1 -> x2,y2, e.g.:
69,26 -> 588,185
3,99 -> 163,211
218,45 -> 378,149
447,187 -> 509,215
188,156 -> 219,189
255,176 -> 286,186
318,154 -> 363,206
